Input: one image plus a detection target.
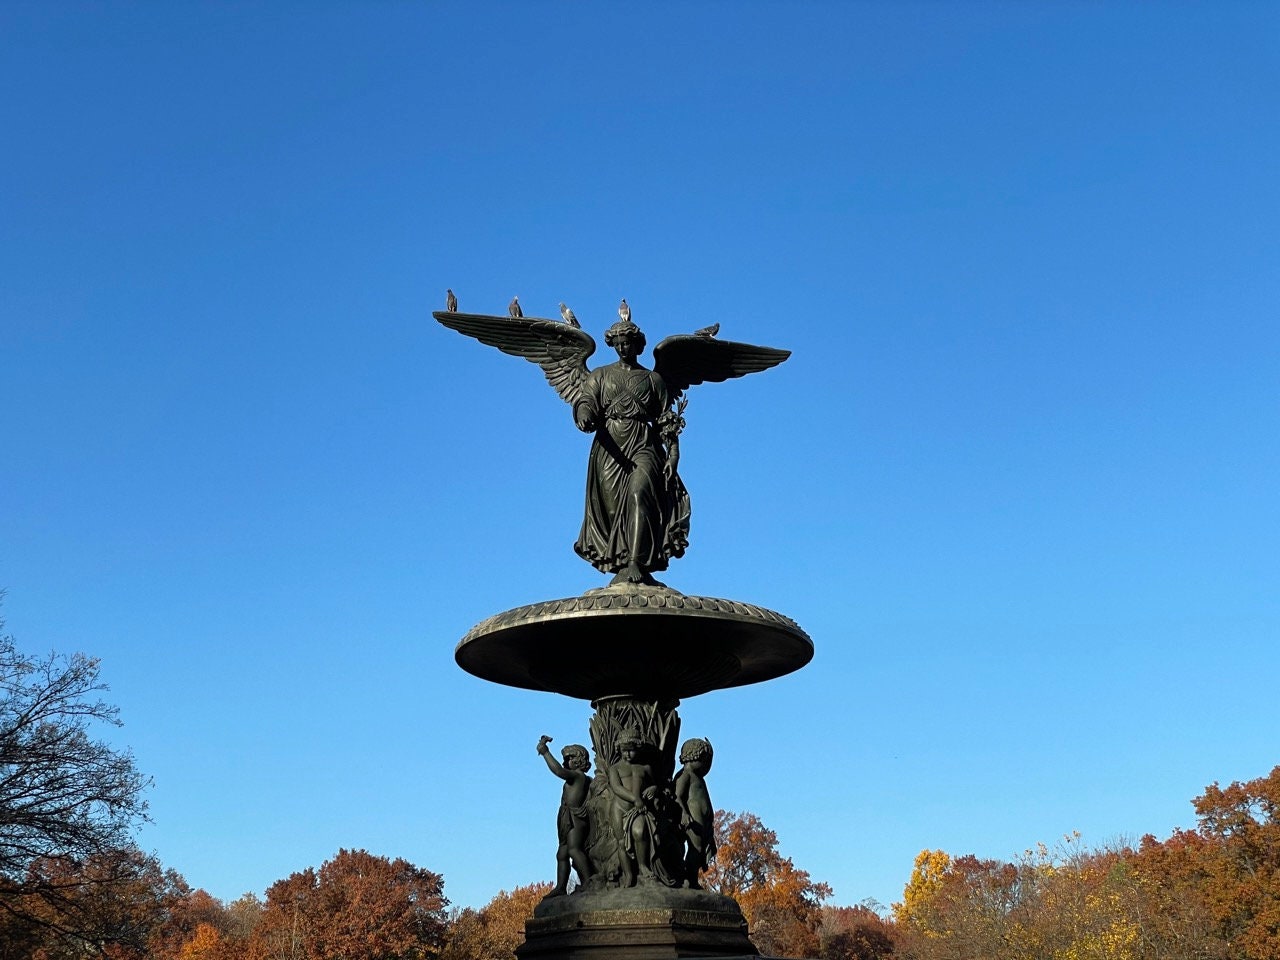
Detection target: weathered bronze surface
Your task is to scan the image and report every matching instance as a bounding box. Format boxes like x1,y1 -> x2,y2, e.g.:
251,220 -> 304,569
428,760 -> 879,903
455,584 -> 812,700
433,294 -> 807,957
434,306 -> 788,586
537,736 -> 593,898
674,738 -> 716,890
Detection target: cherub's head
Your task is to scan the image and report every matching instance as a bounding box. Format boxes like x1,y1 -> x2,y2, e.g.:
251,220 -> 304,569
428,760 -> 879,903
605,320 -> 646,359
680,737 -> 713,772
562,744 -> 591,772
616,727 -> 646,760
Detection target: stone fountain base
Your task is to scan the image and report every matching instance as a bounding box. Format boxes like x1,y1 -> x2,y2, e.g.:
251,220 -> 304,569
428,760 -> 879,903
518,887 -> 757,960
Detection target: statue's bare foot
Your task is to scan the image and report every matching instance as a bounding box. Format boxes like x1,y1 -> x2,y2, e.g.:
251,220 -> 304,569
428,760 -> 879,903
609,564 -> 671,587
610,563 -> 648,585
543,888 -> 567,900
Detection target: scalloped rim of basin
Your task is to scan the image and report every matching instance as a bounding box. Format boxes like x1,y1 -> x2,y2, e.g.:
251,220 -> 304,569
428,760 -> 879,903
454,586 -> 813,700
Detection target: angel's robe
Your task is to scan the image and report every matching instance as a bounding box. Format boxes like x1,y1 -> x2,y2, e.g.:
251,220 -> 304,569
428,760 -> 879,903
572,361 -> 690,575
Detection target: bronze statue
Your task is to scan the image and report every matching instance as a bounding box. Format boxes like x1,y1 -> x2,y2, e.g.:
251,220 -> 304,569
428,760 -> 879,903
607,728 -> 660,887
537,735 -> 593,896
435,303 -> 789,585
673,738 -> 716,888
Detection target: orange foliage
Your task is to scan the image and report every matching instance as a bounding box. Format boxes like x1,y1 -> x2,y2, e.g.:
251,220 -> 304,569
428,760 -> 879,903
819,904 -> 898,960
0,847 -> 188,959
892,766 -> 1280,960
441,882 -> 553,960
705,810 -> 832,957
247,848 -> 447,960
177,922 -> 223,960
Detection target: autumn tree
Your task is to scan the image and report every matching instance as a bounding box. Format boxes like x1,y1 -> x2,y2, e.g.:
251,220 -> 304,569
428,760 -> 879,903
1123,830 -> 1224,960
176,922 -> 224,960
1117,765 -> 1280,960
704,810 -> 832,957
819,904 -> 898,960
0,906 -> 43,960
890,766 -> 1280,960
895,832 -> 1256,960
893,849 -> 1029,960
129,886 -> 260,960
0,846 -> 188,959
0,614 -> 152,952
440,882 -> 552,960
892,850 -> 951,940
1020,840 -> 1143,960
249,848 -> 448,960
1185,766 -> 1280,959
144,886 -> 264,960
222,891 -> 265,945
892,838 -> 1151,960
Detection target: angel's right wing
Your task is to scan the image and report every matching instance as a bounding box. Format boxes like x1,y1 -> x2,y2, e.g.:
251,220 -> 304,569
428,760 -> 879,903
434,311 -> 597,407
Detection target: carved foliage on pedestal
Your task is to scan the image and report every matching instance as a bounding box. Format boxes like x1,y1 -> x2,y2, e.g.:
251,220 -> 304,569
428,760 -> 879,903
589,697 -> 681,782
584,697 -> 679,887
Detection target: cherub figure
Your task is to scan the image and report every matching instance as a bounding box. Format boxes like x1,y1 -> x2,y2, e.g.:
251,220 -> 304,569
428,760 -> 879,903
607,728 -> 659,886
537,735 -> 593,896
673,738 -> 717,888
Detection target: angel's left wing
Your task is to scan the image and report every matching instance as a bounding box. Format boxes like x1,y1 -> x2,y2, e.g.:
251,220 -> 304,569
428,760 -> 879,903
651,334 -> 790,398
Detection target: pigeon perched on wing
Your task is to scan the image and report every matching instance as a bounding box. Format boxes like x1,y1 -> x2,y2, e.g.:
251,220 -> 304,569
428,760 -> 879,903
446,289 -> 457,312
695,323 -> 720,338
509,296 -> 523,318
559,302 -> 580,328
619,299 -> 631,324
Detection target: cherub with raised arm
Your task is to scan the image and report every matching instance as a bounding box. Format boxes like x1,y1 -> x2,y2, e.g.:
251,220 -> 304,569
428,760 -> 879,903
537,735 -> 593,896
673,738 -> 717,888
607,728 -> 659,886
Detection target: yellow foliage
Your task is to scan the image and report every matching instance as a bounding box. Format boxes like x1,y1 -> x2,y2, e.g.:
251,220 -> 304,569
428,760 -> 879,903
892,849 -> 951,928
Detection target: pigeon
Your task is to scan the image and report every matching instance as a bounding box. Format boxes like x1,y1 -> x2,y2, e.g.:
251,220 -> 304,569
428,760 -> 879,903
445,289 -> 457,312
619,299 -> 631,324
559,302 -> 580,328
509,296 -> 523,319
695,322 -> 720,338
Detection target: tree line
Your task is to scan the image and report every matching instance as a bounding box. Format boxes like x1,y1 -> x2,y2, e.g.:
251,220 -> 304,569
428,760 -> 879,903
3,617 -> 1278,959
891,765 -> 1280,960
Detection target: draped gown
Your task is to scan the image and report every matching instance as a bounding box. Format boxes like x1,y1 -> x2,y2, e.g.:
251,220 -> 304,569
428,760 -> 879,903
573,362 -> 690,575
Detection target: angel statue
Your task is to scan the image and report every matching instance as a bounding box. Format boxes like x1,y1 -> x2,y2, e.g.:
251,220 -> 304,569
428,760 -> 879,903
434,302 -> 789,586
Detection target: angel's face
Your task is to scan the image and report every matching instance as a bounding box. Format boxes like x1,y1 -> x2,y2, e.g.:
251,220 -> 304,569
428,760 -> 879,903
613,332 -> 643,361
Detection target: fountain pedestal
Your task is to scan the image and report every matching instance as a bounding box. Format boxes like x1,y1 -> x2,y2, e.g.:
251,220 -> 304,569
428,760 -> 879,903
456,583 -> 813,960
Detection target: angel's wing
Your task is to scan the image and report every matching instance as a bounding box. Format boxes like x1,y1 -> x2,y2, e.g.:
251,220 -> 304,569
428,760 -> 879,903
651,334 -> 790,398
434,311 -> 596,406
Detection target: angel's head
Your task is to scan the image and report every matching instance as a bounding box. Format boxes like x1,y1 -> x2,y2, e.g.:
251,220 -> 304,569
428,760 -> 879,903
605,319 -> 646,359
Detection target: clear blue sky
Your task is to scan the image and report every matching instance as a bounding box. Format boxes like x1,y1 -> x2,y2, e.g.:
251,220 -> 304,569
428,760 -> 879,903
3,2 -> 1277,914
